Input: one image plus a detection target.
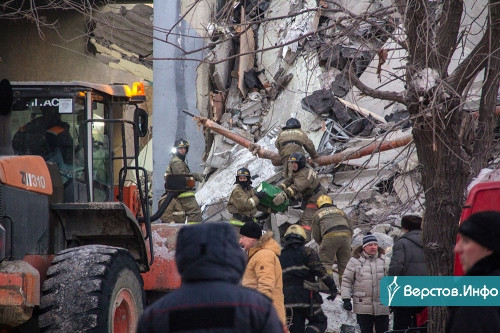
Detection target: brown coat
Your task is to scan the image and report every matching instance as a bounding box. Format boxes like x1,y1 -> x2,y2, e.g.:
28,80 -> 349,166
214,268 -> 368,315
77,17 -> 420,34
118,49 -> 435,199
311,206 -> 353,245
164,154 -> 203,182
279,166 -> 324,204
227,184 -> 259,218
242,231 -> 286,324
275,128 -> 319,159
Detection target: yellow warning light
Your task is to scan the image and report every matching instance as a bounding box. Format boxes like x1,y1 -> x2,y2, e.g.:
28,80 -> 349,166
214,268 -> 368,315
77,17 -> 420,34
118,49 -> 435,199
132,82 -> 145,97
125,82 -> 146,102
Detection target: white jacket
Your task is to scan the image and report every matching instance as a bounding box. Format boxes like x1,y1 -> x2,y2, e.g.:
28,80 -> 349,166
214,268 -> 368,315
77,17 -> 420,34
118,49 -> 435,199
341,245 -> 390,315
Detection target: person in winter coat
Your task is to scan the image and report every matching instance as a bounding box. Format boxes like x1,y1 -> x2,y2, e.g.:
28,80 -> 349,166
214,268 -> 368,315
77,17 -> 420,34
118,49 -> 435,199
159,138 -> 203,223
388,215 -> 427,330
279,225 -> 338,333
273,152 -> 326,240
312,195 -> 353,283
227,167 -> 265,228
446,211 -> 500,333
341,233 -> 390,333
275,118 -> 319,178
137,222 -> 285,333
239,221 -> 287,326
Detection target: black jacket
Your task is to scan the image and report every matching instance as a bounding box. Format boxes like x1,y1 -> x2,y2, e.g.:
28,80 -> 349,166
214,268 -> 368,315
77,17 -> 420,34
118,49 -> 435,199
137,222 -> 284,333
279,237 -> 337,308
388,229 -> 427,276
446,253 -> 500,333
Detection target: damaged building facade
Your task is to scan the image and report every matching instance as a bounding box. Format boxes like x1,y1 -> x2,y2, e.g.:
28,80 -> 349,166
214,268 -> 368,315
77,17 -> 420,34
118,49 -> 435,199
186,0 -> 423,229
180,2 -> 427,329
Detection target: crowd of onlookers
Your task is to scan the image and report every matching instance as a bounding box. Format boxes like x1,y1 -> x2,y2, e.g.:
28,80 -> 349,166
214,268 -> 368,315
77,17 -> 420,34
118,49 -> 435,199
149,129 -> 500,332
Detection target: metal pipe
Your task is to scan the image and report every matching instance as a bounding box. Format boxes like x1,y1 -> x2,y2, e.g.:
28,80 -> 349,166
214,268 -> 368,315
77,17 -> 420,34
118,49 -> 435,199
312,134 -> 414,166
192,115 -> 282,165
185,112 -> 414,168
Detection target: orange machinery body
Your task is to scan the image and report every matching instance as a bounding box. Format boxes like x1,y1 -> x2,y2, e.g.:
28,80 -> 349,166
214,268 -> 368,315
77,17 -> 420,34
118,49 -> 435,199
141,223 -> 182,291
454,181 -> 500,275
113,185 -> 141,216
0,156 -> 53,196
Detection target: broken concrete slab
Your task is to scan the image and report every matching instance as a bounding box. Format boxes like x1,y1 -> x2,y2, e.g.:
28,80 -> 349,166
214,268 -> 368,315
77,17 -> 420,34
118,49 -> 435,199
239,100 -> 263,118
210,91 -> 225,122
238,10 -> 256,97
301,89 -> 336,115
210,39 -> 233,91
225,78 -> 242,111
334,168 -> 395,192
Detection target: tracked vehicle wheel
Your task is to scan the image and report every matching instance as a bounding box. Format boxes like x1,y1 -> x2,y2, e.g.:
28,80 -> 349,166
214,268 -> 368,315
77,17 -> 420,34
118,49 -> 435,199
39,245 -> 144,333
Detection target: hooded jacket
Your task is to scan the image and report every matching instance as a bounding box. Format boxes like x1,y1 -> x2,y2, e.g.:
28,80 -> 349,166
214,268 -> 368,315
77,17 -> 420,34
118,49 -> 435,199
242,231 -> 286,324
341,245 -> 390,316
137,223 -> 284,333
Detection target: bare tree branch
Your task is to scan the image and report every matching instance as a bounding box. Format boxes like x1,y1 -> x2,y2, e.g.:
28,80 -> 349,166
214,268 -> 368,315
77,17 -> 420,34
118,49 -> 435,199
347,62 -> 406,104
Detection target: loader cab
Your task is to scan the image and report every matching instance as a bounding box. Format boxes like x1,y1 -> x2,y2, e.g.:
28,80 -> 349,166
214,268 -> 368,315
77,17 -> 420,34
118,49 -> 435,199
9,81 -> 147,205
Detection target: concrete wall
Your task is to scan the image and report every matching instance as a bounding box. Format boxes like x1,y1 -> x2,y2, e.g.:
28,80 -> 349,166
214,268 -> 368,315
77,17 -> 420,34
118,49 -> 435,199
0,10 -> 139,84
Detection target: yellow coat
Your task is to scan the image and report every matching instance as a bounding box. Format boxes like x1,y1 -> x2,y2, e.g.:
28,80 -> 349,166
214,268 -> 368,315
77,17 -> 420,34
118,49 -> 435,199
242,231 -> 286,324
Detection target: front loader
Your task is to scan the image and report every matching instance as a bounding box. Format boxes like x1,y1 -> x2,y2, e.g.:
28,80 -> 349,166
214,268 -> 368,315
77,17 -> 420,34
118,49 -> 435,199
0,79 -> 183,332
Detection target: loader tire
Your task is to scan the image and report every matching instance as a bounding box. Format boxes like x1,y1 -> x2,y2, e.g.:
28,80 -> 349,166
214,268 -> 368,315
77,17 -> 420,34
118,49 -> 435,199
39,245 -> 144,333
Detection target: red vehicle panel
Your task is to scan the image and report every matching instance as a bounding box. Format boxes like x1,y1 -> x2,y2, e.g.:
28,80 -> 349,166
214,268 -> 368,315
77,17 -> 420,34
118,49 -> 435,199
454,181 -> 500,275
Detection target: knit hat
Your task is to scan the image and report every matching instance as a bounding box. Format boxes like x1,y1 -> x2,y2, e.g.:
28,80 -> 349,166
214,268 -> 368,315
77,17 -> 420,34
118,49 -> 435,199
401,215 -> 422,231
458,211 -> 500,252
362,232 -> 378,247
240,221 -> 262,239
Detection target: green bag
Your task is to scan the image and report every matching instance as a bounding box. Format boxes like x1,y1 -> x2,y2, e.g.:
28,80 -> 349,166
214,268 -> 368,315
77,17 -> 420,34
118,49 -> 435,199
256,181 -> 289,213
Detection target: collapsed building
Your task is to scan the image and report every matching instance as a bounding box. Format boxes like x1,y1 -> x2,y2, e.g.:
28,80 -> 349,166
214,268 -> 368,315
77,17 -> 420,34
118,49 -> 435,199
189,0 -> 423,232
183,2 -> 422,330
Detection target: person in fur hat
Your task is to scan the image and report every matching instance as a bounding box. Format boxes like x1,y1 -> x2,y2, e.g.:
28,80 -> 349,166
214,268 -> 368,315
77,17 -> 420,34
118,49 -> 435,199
388,215 -> 427,330
341,233 -> 390,333
446,211 -> 500,333
239,221 -> 287,326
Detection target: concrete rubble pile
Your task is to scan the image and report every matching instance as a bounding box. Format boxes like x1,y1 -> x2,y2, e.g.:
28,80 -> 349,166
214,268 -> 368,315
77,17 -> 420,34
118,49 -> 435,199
189,0 -> 423,331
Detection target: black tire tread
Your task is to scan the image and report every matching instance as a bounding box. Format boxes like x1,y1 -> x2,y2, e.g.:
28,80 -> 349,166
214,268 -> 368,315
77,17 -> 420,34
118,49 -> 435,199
39,245 -> 143,333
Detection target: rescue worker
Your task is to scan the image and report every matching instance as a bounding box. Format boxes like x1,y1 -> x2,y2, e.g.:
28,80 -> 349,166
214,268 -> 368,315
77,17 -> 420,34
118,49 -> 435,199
227,167 -> 266,228
275,118 -> 319,178
279,225 -> 338,333
273,152 -> 326,240
311,195 -> 353,286
159,138 -> 203,224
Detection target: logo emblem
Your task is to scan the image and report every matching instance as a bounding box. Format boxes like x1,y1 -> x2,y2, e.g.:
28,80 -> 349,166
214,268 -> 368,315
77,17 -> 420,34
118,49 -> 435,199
387,276 -> 401,306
